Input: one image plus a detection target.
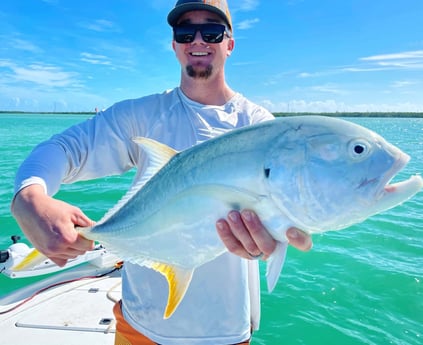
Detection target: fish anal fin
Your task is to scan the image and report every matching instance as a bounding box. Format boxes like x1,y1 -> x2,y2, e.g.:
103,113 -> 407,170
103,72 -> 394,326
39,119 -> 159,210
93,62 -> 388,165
150,262 -> 194,319
11,248 -> 47,271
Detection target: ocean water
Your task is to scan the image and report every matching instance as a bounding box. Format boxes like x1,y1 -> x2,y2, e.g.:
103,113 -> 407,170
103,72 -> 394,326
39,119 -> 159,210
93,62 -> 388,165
0,113 -> 422,345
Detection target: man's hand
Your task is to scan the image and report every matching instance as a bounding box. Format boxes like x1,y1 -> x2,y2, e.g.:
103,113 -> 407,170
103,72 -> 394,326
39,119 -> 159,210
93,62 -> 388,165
11,185 -> 95,266
216,209 -> 312,260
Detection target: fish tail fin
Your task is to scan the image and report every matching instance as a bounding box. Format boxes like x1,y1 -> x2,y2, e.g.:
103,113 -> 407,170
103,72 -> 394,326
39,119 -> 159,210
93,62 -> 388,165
150,262 -> 194,319
265,241 -> 288,293
11,248 -> 47,271
77,226 -> 94,239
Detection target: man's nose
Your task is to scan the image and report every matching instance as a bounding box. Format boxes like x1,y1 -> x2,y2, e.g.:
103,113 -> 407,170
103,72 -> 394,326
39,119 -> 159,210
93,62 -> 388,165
192,29 -> 204,43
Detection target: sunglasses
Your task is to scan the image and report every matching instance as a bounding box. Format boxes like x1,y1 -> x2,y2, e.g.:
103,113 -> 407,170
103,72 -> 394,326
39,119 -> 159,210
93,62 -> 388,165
173,23 -> 229,44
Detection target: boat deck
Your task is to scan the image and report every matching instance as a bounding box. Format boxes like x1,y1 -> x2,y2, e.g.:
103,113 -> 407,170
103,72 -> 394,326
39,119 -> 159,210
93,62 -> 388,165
0,263 -> 122,345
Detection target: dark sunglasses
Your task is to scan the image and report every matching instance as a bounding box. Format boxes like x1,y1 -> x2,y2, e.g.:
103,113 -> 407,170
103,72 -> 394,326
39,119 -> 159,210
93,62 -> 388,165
173,23 -> 229,44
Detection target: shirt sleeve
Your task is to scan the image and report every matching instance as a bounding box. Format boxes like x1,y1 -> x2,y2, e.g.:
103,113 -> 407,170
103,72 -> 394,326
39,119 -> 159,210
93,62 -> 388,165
242,98 -> 274,124
14,104 -> 140,197
253,106 -> 275,123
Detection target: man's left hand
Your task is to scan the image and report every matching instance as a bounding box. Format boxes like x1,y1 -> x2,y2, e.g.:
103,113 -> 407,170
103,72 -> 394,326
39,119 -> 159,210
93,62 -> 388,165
216,210 -> 312,260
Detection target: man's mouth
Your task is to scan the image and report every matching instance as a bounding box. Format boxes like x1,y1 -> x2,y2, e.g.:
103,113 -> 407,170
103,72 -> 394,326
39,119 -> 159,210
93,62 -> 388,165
190,52 -> 210,56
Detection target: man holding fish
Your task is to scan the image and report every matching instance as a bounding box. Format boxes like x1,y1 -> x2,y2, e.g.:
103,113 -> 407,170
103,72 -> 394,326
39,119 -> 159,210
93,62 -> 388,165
11,1 -> 312,344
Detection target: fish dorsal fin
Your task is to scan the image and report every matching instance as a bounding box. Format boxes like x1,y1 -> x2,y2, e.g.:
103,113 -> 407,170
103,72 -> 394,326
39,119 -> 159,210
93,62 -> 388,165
148,262 -> 194,319
129,137 -> 178,202
98,137 -> 178,224
133,137 -> 178,170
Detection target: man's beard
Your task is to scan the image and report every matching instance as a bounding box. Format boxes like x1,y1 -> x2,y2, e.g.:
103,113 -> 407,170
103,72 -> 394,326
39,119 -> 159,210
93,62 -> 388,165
186,64 -> 213,79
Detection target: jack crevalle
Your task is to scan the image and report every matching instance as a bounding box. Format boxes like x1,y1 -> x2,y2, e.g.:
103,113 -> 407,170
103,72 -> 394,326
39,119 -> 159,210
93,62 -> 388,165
13,116 -> 423,318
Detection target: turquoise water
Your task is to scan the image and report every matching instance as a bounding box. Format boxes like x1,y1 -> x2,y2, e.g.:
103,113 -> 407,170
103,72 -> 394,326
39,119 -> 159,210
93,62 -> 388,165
0,114 -> 422,344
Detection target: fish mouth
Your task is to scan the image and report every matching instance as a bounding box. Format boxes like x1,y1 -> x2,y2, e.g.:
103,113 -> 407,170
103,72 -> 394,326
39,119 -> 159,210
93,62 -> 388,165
375,152 -> 423,210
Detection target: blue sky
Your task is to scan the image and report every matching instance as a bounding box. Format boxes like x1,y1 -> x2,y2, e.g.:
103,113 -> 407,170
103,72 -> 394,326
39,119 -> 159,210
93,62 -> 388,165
1,0 -> 422,113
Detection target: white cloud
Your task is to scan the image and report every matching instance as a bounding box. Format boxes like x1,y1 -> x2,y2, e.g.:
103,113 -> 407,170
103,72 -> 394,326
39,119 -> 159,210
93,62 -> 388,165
80,52 -> 111,65
9,38 -> 42,53
237,18 -> 260,30
79,19 -> 120,32
0,34 -> 43,54
298,72 -> 313,78
259,99 -> 423,113
390,80 -> 419,88
13,65 -> 79,87
0,59 -> 13,68
341,67 -> 389,72
359,50 -> 423,70
299,50 -> 423,78
361,50 -> 423,61
0,60 -> 81,88
0,82 -> 108,112
235,0 -> 260,11
310,84 -> 346,95
298,70 -> 336,78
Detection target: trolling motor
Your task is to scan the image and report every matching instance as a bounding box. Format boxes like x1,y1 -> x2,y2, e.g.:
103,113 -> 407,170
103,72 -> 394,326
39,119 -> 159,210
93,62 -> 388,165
0,235 -> 23,263
0,247 -> 9,263
0,235 -> 35,276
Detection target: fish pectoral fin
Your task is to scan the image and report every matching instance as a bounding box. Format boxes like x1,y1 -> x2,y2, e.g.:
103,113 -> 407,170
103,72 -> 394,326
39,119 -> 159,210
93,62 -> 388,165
150,262 -> 194,319
11,248 -> 47,271
265,241 -> 288,293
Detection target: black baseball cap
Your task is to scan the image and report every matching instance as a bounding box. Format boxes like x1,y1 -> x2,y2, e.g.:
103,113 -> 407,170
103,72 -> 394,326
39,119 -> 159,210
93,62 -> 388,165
167,0 -> 232,31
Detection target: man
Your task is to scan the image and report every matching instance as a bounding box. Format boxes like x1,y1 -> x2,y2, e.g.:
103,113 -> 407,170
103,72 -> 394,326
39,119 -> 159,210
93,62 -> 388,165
11,1 -> 312,344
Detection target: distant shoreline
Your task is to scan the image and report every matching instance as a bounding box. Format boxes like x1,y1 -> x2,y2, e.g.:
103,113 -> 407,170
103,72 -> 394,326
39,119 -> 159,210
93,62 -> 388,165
0,111 -> 96,115
273,112 -> 423,118
1,111 -> 423,118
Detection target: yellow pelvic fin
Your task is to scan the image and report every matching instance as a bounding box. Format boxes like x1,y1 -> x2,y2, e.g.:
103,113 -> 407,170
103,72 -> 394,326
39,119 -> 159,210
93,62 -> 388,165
11,248 -> 47,271
151,262 -> 194,319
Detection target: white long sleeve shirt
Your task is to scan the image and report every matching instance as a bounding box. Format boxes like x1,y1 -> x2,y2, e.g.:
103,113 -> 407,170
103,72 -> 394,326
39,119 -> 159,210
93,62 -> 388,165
14,87 -> 274,345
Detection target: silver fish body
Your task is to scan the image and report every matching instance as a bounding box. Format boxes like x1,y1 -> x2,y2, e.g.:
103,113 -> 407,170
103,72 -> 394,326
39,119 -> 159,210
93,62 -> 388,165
15,116 -> 423,318
88,115 -> 421,254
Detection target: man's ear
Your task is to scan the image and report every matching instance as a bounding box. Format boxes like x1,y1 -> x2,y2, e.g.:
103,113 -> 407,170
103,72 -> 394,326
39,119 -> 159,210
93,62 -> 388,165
227,38 -> 235,56
172,40 -> 176,52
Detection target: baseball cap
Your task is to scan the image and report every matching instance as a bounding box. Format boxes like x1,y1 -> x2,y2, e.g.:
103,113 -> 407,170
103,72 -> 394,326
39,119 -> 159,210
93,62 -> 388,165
167,0 -> 232,31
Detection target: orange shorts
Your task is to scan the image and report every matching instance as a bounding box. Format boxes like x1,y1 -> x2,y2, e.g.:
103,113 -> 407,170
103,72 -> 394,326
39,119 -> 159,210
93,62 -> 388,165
113,301 -> 251,345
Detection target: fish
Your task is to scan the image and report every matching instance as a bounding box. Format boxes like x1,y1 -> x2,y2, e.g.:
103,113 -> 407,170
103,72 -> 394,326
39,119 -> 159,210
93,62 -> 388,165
13,115 -> 423,319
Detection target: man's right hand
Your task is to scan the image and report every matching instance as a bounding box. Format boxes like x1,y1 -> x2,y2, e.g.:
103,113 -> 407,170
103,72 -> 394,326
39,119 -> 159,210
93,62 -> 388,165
11,184 -> 95,266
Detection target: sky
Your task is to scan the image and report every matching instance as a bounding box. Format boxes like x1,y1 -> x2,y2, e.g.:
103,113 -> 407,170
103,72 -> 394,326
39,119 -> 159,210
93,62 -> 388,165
0,0 -> 423,113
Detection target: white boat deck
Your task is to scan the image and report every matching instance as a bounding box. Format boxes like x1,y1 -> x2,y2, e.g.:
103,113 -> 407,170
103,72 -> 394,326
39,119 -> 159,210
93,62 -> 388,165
0,263 -> 122,345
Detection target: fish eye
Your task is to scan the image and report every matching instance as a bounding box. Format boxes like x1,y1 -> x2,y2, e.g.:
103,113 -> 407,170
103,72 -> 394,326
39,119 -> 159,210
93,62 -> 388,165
348,139 -> 371,160
354,144 -> 365,154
